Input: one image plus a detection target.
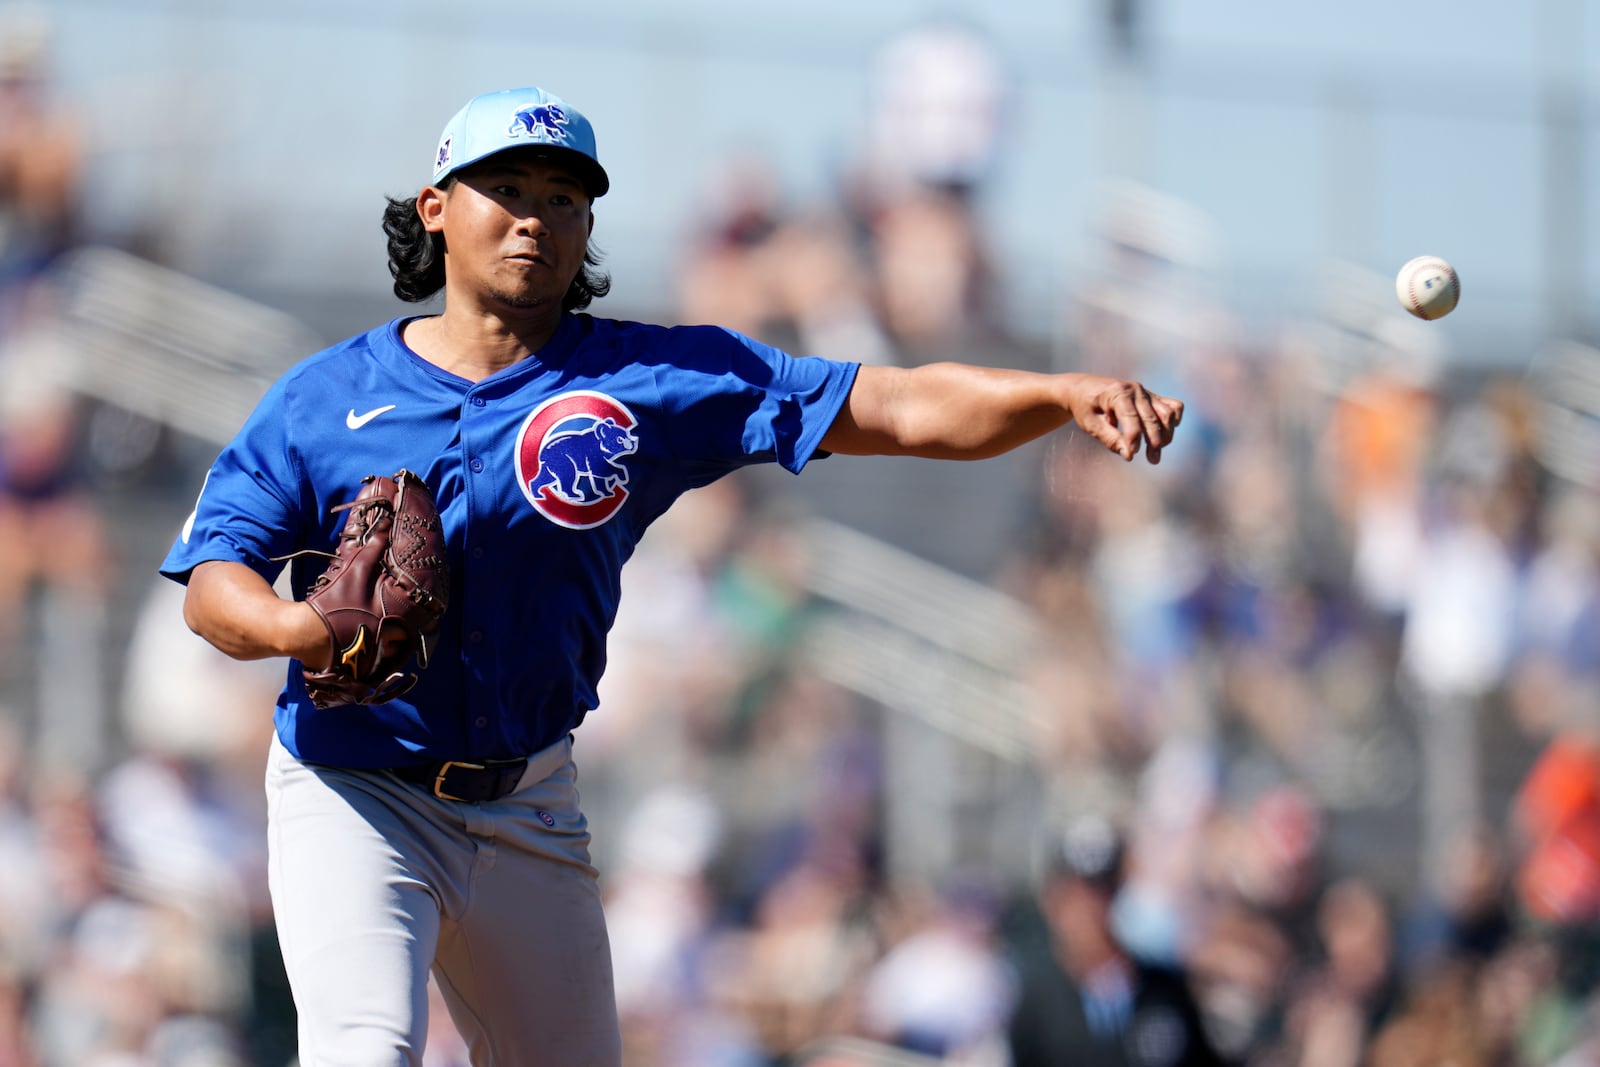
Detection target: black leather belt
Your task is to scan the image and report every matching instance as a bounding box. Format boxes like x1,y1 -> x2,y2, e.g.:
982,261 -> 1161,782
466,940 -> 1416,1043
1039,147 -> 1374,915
391,757 -> 529,803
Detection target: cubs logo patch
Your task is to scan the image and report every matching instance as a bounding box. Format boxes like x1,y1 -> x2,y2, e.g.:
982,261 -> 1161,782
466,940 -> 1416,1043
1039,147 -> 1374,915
434,135 -> 452,175
508,103 -> 570,143
514,391 -> 638,529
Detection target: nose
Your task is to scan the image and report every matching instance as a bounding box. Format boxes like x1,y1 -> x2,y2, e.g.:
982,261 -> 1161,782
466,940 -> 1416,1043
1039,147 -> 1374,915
512,210 -> 549,238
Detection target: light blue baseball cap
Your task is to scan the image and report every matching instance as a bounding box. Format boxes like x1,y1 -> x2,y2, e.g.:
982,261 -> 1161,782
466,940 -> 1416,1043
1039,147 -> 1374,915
431,86 -> 609,198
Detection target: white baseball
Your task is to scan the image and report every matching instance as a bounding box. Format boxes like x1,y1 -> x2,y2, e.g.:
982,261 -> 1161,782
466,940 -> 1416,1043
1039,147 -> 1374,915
1395,256 -> 1460,320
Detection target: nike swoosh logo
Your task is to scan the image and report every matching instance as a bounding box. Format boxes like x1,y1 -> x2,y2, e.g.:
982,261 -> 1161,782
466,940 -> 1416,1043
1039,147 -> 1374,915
346,405 -> 397,430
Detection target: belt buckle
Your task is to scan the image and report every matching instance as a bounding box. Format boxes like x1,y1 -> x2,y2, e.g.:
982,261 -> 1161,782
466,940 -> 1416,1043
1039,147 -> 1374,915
433,760 -> 485,802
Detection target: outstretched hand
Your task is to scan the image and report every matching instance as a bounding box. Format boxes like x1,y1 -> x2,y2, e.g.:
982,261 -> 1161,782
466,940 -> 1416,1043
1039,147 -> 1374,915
1065,375 -> 1184,464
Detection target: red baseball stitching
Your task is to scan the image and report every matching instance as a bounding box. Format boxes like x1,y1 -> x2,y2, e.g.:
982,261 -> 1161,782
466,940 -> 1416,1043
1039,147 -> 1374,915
1407,260 -> 1456,319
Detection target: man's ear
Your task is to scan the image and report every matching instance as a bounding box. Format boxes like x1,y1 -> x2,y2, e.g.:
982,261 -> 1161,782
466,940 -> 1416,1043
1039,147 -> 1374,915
418,186 -> 446,234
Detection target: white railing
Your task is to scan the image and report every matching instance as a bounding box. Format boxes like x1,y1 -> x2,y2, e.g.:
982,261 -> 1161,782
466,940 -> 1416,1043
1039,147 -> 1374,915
47,245 -> 319,446
798,518 -> 1043,763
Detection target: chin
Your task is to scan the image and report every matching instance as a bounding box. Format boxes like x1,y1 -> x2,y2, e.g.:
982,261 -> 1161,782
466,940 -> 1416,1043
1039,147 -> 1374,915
489,288 -> 548,310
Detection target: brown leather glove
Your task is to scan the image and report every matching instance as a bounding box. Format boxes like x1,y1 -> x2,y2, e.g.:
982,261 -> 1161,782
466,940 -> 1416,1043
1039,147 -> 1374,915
299,470 -> 450,708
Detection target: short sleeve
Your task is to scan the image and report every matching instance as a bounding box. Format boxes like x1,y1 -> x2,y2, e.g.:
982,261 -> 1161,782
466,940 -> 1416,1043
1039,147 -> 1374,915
159,377 -> 307,585
653,326 -> 859,479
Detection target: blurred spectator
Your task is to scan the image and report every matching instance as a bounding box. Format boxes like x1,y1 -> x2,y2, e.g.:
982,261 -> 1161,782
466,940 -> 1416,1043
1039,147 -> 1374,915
866,186 -> 999,360
1399,452 -> 1520,708
1203,787 -> 1326,960
605,783 -> 738,1066
1401,823 -> 1513,977
1513,729 -> 1600,929
1317,350 -> 1439,621
0,304 -> 114,773
1114,738 -> 1220,970
762,213 -> 893,366
1006,814 -> 1227,1067
860,19 -> 1006,200
1274,877 -> 1402,1067
1510,485 -> 1600,745
0,6 -> 112,776
0,6 -> 79,284
856,879 -> 1013,1060
675,155 -> 788,340
679,21 -> 1014,370
1364,962 -> 1488,1067
676,156 -> 891,367
1186,898 -> 1293,1062
708,858 -> 878,1065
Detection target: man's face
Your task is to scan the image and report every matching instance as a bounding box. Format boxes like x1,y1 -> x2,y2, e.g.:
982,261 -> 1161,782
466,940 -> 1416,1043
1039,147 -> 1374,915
421,151 -> 594,312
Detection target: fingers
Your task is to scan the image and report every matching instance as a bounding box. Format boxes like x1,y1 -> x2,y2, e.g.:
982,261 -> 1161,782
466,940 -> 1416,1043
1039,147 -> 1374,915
1154,394 -> 1184,432
1107,385 -> 1156,462
1143,391 -> 1184,464
1073,409 -> 1128,461
1076,400 -> 1139,462
1130,388 -> 1165,462
1091,381 -> 1186,464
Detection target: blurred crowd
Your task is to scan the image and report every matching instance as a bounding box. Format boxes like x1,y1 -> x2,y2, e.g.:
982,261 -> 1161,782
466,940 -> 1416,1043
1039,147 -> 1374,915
1,13 -> 1600,1067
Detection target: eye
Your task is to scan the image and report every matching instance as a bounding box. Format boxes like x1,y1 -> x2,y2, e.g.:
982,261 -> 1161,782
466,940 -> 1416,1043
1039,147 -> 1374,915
492,184 -> 520,198
549,193 -> 574,207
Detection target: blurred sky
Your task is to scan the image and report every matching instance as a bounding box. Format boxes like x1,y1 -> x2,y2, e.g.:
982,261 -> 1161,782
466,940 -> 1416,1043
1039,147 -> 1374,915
24,0 -> 1600,364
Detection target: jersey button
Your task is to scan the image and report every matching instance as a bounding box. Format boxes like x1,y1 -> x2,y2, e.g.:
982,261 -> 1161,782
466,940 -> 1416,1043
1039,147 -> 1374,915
469,458 -> 484,473
469,629 -> 484,643
471,397 -> 486,408
471,546 -> 484,560
474,717 -> 488,728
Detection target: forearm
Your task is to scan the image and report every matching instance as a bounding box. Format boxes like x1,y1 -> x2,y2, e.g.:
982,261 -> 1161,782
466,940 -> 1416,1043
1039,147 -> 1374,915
825,363 -> 1077,459
912,363 -> 1081,457
183,560 -> 330,667
825,361 -> 1182,463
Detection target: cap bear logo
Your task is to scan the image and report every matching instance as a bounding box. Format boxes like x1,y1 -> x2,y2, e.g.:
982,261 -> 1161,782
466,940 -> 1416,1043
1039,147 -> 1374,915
508,104 -> 570,142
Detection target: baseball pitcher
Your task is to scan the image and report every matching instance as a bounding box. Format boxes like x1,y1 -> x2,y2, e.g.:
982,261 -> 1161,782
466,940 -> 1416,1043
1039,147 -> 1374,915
163,86 -> 1182,1066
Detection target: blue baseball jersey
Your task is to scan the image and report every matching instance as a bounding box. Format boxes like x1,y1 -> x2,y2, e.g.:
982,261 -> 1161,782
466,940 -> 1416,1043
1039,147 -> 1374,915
161,313 -> 859,768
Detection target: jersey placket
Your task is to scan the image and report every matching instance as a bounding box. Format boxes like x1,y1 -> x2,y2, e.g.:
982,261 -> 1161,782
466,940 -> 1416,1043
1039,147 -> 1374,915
457,387 -> 501,747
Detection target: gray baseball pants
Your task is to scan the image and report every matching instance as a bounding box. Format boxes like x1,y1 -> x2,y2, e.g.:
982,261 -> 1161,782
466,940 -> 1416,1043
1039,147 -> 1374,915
265,733 -> 622,1067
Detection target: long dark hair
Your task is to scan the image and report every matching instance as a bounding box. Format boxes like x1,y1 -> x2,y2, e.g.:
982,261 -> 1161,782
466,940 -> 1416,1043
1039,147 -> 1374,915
382,183 -> 611,309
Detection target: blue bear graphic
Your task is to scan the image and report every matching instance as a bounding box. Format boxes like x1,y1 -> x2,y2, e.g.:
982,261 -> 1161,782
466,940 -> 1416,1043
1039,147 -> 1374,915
509,104 -> 569,140
529,418 -> 637,504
